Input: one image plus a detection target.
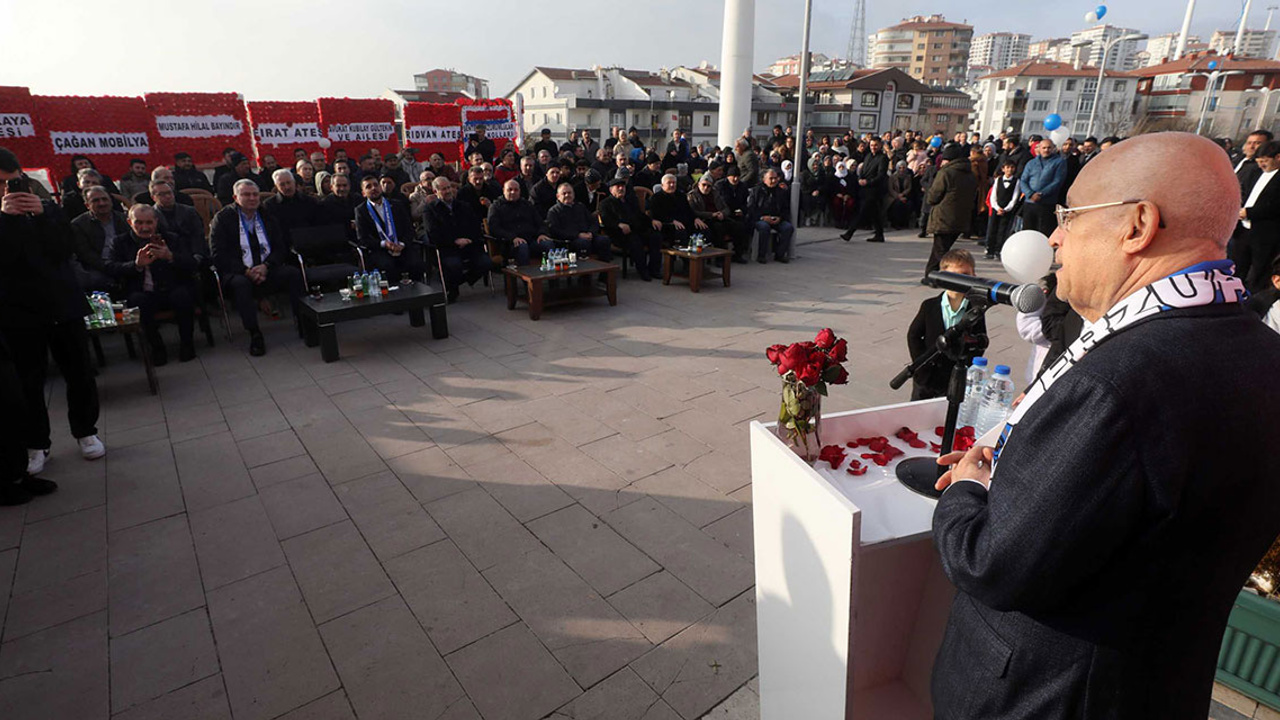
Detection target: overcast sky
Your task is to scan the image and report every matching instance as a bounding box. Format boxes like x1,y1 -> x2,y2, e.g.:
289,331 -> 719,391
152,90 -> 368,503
2,0 -> 1251,101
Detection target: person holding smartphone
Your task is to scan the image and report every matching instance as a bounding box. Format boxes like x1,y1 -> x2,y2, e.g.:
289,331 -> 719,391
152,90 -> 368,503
0,145 -> 103,487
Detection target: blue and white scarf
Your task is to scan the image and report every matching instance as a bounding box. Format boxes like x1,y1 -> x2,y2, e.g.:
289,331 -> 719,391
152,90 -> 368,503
991,260 -> 1247,473
366,197 -> 398,247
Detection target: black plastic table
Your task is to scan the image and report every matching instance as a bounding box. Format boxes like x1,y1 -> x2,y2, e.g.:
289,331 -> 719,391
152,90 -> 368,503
298,281 -> 448,362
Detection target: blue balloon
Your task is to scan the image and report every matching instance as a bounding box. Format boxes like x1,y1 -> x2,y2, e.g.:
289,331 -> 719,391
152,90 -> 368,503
1043,113 -> 1063,131
929,136 -> 942,148
1208,60 -> 1219,70
1095,5 -> 1107,19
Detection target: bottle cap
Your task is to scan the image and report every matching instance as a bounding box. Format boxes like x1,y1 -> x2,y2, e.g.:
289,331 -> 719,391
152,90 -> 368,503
972,357 -> 988,367
994,365 -> 1011,375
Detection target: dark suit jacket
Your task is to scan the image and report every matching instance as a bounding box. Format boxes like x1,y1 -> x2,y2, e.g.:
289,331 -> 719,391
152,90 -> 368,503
1237,157 -> 1261,202
0,202 -> 88,327
209,205 -> 289,278
103,229 -> 197,294
422,198 -> 482,257
931,304 -> 1280,719
355,199 -> 416,254
70,211 -> 130,275
155,203 -> 206,255
906,293 -> 987,395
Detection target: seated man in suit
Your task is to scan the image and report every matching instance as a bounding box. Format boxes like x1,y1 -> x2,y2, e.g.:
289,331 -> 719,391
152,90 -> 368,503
457,165 -> 500,222
545,183 -> 611,261
355,175 -> 424,283
104,204 -> 198,365
423,177 -> 494,303
486,180 -> 554,267
599,176 -> 661,281
149,181 -> 205,258
649,173 -> 705,248
714,164 -> 749,222
209,178 -> 304,356
172,152 -> 214,193
261,168 -> 318,237
687,173 -> 748,263
746,168 -> 793,263
530,165 -> 563,219
931,132 -> 1280,719
318,174 -> 359,230
69,185 -> 128,292
904,249 -> 985,400
130,167 -> 194,207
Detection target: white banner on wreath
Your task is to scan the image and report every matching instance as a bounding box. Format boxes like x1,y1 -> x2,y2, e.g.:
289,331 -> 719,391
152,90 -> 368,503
406,125 -> 459,144
253,122 -> 323,145
154,114 -> 243,138
49,131 -> 150,154
326,122 -> 395,143
0,113 -> 35,138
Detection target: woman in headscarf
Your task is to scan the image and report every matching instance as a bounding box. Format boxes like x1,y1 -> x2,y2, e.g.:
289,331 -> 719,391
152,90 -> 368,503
829,158 -> 857,230
781,159 -> 794,183
314,170 -> 332,197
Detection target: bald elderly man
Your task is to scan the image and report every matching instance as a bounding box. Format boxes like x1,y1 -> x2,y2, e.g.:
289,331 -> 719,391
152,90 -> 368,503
929,132 -> 1280,719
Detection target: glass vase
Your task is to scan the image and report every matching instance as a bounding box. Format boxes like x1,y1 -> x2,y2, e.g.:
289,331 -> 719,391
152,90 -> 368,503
775,377 -> 822,462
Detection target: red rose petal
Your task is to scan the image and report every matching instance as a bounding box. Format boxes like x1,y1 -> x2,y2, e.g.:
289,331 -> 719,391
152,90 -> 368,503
846,464 -> 868,476
908,439 -> 927,449
935,426 -> 946,437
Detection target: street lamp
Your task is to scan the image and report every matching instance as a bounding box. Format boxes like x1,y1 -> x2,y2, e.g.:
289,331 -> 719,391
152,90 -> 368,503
1245,87 -> 1279,135
1190,68 -> 1245,135
1087,33 -> 1146,138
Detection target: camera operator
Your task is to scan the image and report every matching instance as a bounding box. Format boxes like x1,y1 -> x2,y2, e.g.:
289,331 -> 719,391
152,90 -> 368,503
0,145 -> 104,493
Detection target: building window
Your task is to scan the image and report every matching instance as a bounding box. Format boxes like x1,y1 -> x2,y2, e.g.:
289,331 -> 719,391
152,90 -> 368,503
860,92 -> 879,107
1079,98 -> 1094,114
933,43 -> 943,49
1065,79 -> 1078,91
1255,74 -> 1267,86
556,113 -> 562,124
998,80 -> 1007,91
1083,79 -> 1098,93
917,43 -> 925,49
702,114 -> 711,126
897,95 -> 914,109
611,112 -> 624,126
913,68 -> 923,75
916,55 -> 924,61
1113,80 -> 1126,92
1032,100 -> 1049,111
1246,97 -> 1259,108
858,114 -> 877,131
1036,79 -> 1054,91
936,114 -> 948,126
757,111 -> 769,125
1061,100 -> 1074,111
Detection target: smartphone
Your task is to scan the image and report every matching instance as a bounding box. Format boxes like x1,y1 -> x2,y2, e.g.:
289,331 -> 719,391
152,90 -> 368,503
5,177 -> 28,194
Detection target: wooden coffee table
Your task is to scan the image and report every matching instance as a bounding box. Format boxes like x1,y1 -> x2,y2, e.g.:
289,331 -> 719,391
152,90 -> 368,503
298,281 -> 448,362
87,317 -> 158,395
502,259 -> 619,321
662,246 -> 733,293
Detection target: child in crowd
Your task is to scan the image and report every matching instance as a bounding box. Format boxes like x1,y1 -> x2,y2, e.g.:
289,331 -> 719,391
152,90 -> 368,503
986,158 -> 1022,259
906,248 -> 987,400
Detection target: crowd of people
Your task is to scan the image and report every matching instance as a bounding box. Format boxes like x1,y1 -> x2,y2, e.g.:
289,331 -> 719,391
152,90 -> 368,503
0,118 -> 1275,505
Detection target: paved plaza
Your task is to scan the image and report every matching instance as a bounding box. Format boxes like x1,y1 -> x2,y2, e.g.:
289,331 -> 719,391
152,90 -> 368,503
0,227 -> 1030,720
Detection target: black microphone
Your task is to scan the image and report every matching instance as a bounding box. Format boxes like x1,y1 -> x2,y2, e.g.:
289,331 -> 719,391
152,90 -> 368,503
927,271 -> 1045,313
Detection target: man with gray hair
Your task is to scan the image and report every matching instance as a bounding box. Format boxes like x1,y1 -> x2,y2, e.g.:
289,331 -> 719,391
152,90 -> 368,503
69,185 -> 128,292
930,133 -> 1280,719
104,204 -> 198,365
423,177 -> 494,302
261,167 -> 317,235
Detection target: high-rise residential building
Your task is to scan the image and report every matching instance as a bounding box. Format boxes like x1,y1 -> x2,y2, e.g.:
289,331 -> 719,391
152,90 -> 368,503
1143,32 -> 1202,66
412,68 -> 489,99
1028,38 -> 1074,63
970,60 -> 1139,139
1209,29 -> 1279,59
1069,25 -> 1145,71
767,53 -> 832,76
868,14 -> 974,87
969,32 -> 1031,72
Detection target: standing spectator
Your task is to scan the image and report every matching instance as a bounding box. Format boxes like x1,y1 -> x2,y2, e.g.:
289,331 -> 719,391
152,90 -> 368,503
1078,136 -> 1100,167
209,179 -> 305,356
922,144 -> 978,282
465,125 -> 496,164
842,136 -> 889,243
105,204 -> 198,365
746,168 -> 793,263
828,159 -> 857,230
968,146 -> 990,240
117,158 -> 151,200
533,129 -> 558,156
1,146 -> 103,483
1019,139 -> 1065,236
1235,140 -> 1280,291
985,159 -> 1022,259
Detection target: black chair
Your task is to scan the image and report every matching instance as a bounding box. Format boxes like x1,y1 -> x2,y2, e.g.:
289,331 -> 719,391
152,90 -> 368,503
291,224 -> 366,291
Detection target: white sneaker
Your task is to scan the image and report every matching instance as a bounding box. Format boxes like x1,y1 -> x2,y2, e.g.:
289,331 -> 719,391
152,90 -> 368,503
26,449 -> 48,475
78,435 -> 106,460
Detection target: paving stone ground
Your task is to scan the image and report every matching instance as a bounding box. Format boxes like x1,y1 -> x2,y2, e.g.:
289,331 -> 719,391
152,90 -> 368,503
0,227 -> 1031,720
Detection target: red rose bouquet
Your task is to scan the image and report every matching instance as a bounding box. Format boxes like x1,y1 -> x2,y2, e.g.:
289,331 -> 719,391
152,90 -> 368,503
766,328 -> 849,460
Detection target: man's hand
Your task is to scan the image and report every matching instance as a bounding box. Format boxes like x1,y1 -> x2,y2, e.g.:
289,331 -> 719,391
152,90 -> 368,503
766,215 -> 779,226
1240,208 -> 1249,219
577,232 -> 592,240
480,197 -> 490,207
672,220 -> 686,231
247,264 -> 268,284
859,179 -> 868,186
935,445 -> 994,492
512,237 -> 527,246
617,223 -> 631,234
694,219 -> 707,231
651,219 -> 662,230
1,191 -> 43,216
1031,192 -> 1042,203
712,211 -> 724,220
135,247 -> 156,268
146,242 -> 173,262
996,208 -> 1004,216
455,237 -> 472,248
388,242 -> 404,257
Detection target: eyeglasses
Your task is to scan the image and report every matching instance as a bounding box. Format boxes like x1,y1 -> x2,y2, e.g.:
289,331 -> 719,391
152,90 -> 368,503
1054,199 -> 1165,232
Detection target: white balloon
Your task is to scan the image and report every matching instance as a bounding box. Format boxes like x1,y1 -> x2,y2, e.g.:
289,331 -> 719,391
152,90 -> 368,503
1002,230 -> 1055,284
1049,127 -> 1071,146
317,137 -> 332,149
1084,10 -> 1099,22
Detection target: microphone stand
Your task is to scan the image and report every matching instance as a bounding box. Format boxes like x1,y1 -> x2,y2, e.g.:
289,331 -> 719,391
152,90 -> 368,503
889,291 -> 992,498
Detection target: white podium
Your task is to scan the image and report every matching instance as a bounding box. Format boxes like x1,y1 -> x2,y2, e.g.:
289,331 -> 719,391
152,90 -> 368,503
750,399 -> 956,720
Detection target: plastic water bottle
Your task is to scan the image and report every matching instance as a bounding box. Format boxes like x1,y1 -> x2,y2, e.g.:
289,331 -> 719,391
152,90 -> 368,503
957,357 -> 989,429
975,365 -> 1015,437
368,270 -> 379,298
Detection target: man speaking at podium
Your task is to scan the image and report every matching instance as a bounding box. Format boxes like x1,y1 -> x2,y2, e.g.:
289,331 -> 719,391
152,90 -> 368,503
929,133 -> 1280,719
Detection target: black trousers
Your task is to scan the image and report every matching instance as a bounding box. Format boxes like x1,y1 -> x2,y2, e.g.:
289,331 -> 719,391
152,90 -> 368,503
369,248 -> 427,283
855,188 -> 886,238
0,337 -> 29,481
0,321 -> 100,450
987,211 -> 1019,255
1233,228 -> 1280,293
128,285 -> 195,346
222,265 -> 304,333
608,229 -> 662,277
709,218 -> 749,258
439,244 -> 496,291
925,233 -> 961,278
1020,202 -> 1057,236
